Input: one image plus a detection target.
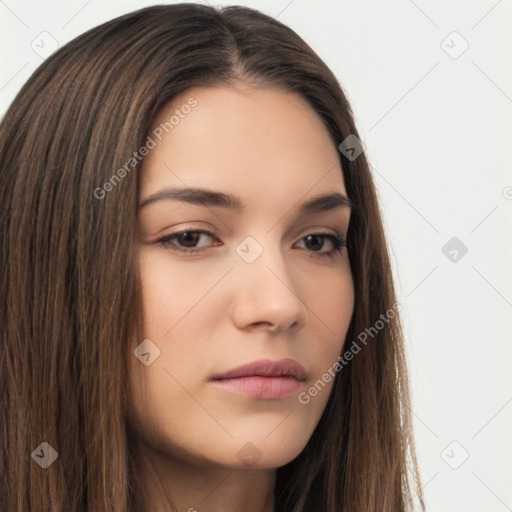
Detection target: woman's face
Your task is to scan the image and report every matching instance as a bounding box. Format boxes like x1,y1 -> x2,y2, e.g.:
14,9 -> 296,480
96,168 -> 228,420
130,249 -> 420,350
130,83 -> 354,470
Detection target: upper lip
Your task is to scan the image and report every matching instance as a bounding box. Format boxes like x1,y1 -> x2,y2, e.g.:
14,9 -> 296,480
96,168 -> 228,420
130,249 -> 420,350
211,358 -> 307,381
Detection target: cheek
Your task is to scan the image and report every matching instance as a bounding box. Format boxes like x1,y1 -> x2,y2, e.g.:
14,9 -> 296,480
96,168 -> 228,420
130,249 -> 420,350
305,264 -> 355,353
290,266 -> 354,427
138,248 -> 228,333
127,250 -> 230,456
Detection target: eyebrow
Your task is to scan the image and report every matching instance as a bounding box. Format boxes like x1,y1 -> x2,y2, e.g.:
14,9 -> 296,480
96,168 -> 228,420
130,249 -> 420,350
138,187 -> 354,215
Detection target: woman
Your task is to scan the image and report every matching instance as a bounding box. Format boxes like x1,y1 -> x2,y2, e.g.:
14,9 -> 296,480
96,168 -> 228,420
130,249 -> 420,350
0,3 -> 424,511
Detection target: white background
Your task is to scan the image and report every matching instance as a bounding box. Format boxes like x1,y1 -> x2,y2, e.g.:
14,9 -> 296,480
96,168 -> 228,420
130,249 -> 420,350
1,1 -> 511,511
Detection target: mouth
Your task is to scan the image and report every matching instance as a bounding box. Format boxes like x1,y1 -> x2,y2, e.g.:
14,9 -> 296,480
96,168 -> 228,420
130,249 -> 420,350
209,358 -> 307,400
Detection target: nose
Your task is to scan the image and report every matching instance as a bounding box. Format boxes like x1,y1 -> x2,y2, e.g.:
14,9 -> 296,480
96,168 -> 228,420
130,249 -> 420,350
230,241 -> 308,333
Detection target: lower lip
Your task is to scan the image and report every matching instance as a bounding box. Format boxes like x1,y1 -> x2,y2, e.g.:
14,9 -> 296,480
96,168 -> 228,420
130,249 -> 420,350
211,376 -> 301,399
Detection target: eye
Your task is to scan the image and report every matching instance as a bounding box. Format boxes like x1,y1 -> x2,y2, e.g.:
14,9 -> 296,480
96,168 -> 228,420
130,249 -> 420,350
157,230 -> 219,254
156,230 -> 347,257
294,233 -> 347,257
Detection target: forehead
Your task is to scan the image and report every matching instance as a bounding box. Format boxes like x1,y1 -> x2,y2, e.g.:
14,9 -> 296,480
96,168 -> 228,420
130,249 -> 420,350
140,84 -> 347,206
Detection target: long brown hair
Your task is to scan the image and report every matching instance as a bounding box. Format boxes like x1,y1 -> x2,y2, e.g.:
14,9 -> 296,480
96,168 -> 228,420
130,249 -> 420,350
0,4 -> 424,511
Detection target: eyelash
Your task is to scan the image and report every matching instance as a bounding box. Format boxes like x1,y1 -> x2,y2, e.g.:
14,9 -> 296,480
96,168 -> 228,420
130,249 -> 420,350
156,230 -> 347,258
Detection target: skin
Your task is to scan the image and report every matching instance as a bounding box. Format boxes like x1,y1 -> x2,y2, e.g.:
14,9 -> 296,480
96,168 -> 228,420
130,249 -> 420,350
129,81 -> 355,512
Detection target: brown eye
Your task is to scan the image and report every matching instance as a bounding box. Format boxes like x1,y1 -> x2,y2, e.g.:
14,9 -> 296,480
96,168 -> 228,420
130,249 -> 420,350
304,234 -> 325,251
295,233 -> 346,257
157,230 -> 218,254
175,232 -> 202,247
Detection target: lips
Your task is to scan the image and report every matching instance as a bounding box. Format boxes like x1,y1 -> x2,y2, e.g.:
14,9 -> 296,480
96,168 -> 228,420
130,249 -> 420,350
210,358 -> 307,400
210,358 -> 307,381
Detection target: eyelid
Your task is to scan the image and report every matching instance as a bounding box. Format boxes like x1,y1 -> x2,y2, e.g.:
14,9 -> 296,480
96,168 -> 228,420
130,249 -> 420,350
294,225 -> 344,240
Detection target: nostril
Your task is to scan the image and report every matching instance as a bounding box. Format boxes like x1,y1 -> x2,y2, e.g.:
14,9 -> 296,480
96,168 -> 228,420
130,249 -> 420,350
250,321 -> 276,330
